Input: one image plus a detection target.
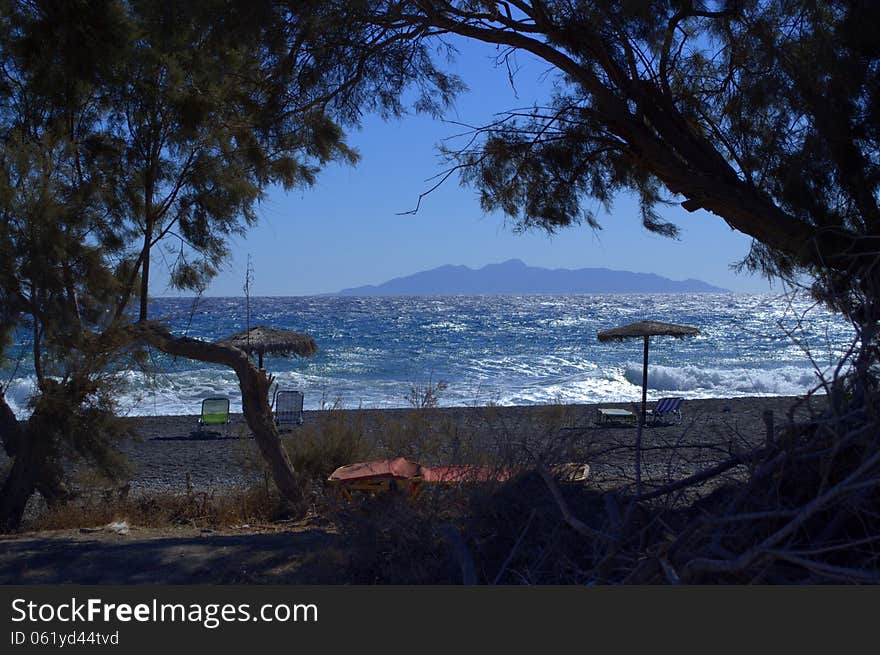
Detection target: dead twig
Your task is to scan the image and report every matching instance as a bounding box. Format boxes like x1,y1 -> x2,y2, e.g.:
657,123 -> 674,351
635,450 -> 759,502
493,508 -> 537,585
538,466 -> 612,544
438,523 -> 478,585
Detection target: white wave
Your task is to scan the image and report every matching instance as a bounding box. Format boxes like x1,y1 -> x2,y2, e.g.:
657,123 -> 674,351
117,369 -> 242,416
422,321 -> 468,332
497,377 -> 641,407
622,363 -> 822,396
3,376 -> 38,418
539,316 -> 592,328
2,370 -> 244,419
4,361 -> 826,419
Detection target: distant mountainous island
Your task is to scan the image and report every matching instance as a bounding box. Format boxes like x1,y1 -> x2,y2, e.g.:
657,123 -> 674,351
334,259 -> 728,295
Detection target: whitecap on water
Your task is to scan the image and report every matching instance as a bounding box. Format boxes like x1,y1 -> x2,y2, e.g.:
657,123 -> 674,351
622,362 -> 824,397
1,293 -> 854,415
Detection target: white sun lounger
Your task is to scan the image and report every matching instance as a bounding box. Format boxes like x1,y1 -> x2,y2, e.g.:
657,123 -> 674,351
595,407 -> 636,425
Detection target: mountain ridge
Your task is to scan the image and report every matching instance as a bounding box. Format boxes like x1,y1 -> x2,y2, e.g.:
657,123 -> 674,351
334,259 -> 728,295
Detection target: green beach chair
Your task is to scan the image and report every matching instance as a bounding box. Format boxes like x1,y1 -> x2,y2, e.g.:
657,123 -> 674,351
197,397 -> 230,436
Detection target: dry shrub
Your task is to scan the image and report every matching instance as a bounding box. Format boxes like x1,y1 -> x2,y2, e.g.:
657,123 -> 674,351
285,409 -> 374,479
332,404 -> 590,584
325,388 -> 880,584
405,378 -> 448,410
26,484 -> 285,531
374,408 -> 468,464
338,493 -> 455,584
462,472 -> 607,584
657,389 -> 880,583
456,389 -> 880,584
334,472 -> 602,584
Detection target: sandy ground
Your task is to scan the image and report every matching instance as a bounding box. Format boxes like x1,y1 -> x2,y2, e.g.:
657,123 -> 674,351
0,521 -> 347,583
0,395 -> 825,583
110,394 -> 818,493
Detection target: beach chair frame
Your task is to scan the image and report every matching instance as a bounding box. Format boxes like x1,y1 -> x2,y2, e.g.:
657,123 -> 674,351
273,388 -> 305,430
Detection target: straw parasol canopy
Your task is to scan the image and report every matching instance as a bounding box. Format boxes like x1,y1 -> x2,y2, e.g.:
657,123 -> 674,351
597,320 -> 699,343
217,325 -> 318,369
597,320 -> 700,426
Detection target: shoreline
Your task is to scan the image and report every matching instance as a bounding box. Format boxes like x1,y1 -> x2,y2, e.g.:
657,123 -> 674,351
118,389 -> 823,420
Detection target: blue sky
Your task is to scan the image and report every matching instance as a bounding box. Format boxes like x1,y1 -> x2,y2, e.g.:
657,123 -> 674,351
153,38 -> 775,297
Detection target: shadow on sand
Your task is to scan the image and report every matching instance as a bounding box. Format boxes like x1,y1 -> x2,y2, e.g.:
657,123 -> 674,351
0,530 -> 344,584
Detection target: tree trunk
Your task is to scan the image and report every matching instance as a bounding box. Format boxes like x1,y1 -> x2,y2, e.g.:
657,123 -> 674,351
134,322 -> 304,506
138,227 -> 152,322
0,390 -> 80,530
35,458 -> 75,508
0,426 -> 50,531
0,393 -> 28,530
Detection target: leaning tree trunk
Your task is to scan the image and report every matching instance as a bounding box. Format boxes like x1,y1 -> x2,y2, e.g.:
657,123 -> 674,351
0,397 -> 40,531
0,390 -> 87,530
0,429 -> 56,531
134,322 -> 304,506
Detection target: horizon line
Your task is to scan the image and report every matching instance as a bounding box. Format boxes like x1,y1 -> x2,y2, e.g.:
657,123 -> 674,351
150,289 -> 774,299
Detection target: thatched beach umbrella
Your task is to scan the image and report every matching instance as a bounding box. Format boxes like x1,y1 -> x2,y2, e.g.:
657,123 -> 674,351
597,320 -> 699,426
598,320 -> 699,494
218,325 -> 318,369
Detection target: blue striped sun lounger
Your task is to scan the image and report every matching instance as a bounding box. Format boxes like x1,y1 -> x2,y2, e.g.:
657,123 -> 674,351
645,397 -> 684,424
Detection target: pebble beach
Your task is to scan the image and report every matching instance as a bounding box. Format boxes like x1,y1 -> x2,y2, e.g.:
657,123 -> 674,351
101,394 -> 821,495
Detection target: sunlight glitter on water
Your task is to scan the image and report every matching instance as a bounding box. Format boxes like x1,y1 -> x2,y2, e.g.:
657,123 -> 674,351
2,293 -> 855,417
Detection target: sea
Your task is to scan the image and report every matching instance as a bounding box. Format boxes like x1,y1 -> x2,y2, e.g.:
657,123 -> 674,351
1,293 -> 855,418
